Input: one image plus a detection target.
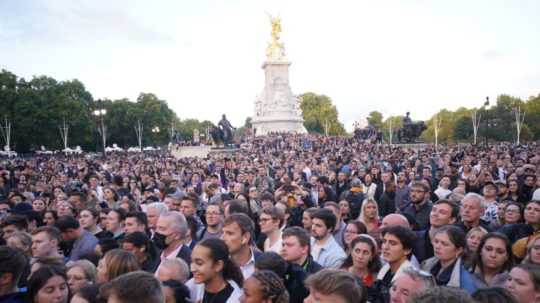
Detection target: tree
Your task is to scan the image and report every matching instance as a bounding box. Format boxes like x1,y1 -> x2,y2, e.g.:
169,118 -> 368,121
300,92 -> 345,135
367,111 -> 384,129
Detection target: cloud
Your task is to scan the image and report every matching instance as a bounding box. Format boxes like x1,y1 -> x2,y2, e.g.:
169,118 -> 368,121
482,49 -> 503,60
1,1 -> 175,46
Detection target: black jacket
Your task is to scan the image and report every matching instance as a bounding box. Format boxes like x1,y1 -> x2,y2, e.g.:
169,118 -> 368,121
301,255 -> 323,275
284,263 -> 310,303
412,229 -> 434,263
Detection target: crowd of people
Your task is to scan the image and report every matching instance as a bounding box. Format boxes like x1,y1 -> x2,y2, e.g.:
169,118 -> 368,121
0,133 -> 539,303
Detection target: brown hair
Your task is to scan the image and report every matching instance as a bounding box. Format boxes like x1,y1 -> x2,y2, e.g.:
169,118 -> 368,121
102,249 -> 140,282
305,269 -> 365,303
261,206 -> 285,227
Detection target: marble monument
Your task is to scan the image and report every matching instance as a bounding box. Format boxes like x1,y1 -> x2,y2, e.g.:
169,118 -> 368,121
251,15 -> 306,136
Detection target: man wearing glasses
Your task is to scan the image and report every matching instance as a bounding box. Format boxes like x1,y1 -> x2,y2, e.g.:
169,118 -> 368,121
401,182 -> 433,230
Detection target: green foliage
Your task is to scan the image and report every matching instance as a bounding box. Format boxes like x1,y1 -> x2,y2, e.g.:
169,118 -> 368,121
367,111 -> 384,129
300,92 -> 345,135
0,69 -> 185,152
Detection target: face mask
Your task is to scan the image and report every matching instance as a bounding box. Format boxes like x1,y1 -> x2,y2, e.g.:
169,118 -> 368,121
153,232 -> 168,250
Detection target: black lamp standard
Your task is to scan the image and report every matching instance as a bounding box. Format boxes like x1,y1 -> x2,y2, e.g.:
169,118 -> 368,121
483,96 -> 490,146
92,100 -> 107,158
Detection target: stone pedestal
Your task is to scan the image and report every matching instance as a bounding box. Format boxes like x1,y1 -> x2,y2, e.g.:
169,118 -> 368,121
251,60 -> 306,136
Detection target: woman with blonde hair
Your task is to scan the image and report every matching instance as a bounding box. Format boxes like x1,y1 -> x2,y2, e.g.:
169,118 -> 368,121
358,198 -> 381,240
97,249 -> 140,283
67,259 -> 97,294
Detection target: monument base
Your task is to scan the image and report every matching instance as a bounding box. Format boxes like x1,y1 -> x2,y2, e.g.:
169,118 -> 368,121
171,146 -> 240,159
251,116 -> 306,136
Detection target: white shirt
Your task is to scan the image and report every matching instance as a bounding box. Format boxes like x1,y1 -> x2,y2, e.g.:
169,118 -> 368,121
240,249 -> 256,279
264,234 -> 283,254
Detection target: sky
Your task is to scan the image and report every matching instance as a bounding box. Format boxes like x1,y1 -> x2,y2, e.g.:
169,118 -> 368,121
1,0 -> 539,131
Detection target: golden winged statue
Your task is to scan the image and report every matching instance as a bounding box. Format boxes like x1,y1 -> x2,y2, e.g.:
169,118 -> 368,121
266,14 -> 286,60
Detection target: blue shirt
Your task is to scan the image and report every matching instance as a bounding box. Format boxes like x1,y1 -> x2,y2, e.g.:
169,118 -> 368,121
310,235 -> 346,268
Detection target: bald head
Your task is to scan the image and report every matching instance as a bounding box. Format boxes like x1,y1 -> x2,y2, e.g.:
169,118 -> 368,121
381,214 -> 410,229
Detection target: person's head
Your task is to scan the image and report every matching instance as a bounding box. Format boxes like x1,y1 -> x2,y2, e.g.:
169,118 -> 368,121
0,246 -> 28,294
70,284 -> 101,303
381,225 -> 416,266
97,249 -> 140,283
106,208 -> 126,234
460,193 -> 486,226
525,236 -> 540,265
280,226 -> 310,264
390,266 -> 435,303
146,202 -> 168,231
304,268 -> 365,303
179,196 -> 197,217
348,235 -> 381,274
255,252 -> 288,278
56,216 -> 82,242
28,265 -> 69,303
430,199 -> 458,228
466,226 -> 488,253
66,260 -> 97,294
482,182 -> 498,199
156,258 -> 190,284
432,225 -> 466,264
343,220 -> 367,250
101,271 -> 164,303
259,206 -> 285,235
506,264 -> 540,303
124,211 -> 147,234
32,199 -> 47,213
154,211 -> 188,250
163,196 -> 181,212
1,214 -> 28,240
302,207 -> 317,231
221,213 -> 254,255
190,238 -> 244,287
504,202 -> 523,224
473,232 -> 513,275
381,214 -> 410,229
240,270 -> 289,303
98,209 -> 109,230
410,286 -> 475,303
471,287 -> 519,303
409,181 -> 429,204
311,208 -> 337,241
359,198 -> 379,222
31,226 -> 61,258
338,200 -> 351,218
79,209 -> 99,231
524,200 -> 540,225
95,238 -> 119,258
161,279 -> 190,303
30,256 -> 66,278
324,201 -> 342,222
121,231 -> 155,264
6,231 -> 32,254
205,203 -> 224,228
56,201 -> 76,218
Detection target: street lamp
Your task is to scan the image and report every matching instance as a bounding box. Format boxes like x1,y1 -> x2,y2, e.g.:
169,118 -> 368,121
92,101 -> 107,157
151,126 -> 160,146
483,96 -> 490,146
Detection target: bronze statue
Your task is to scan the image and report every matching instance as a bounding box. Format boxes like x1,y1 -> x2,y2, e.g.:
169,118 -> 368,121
397,112 -> 426,143
211,114 -> 235,146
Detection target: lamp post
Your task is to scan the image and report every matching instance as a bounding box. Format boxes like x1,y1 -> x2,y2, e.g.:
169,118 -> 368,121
483,96 -> 490,146
92,100 -> 107,157
152,126 -> 160,146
